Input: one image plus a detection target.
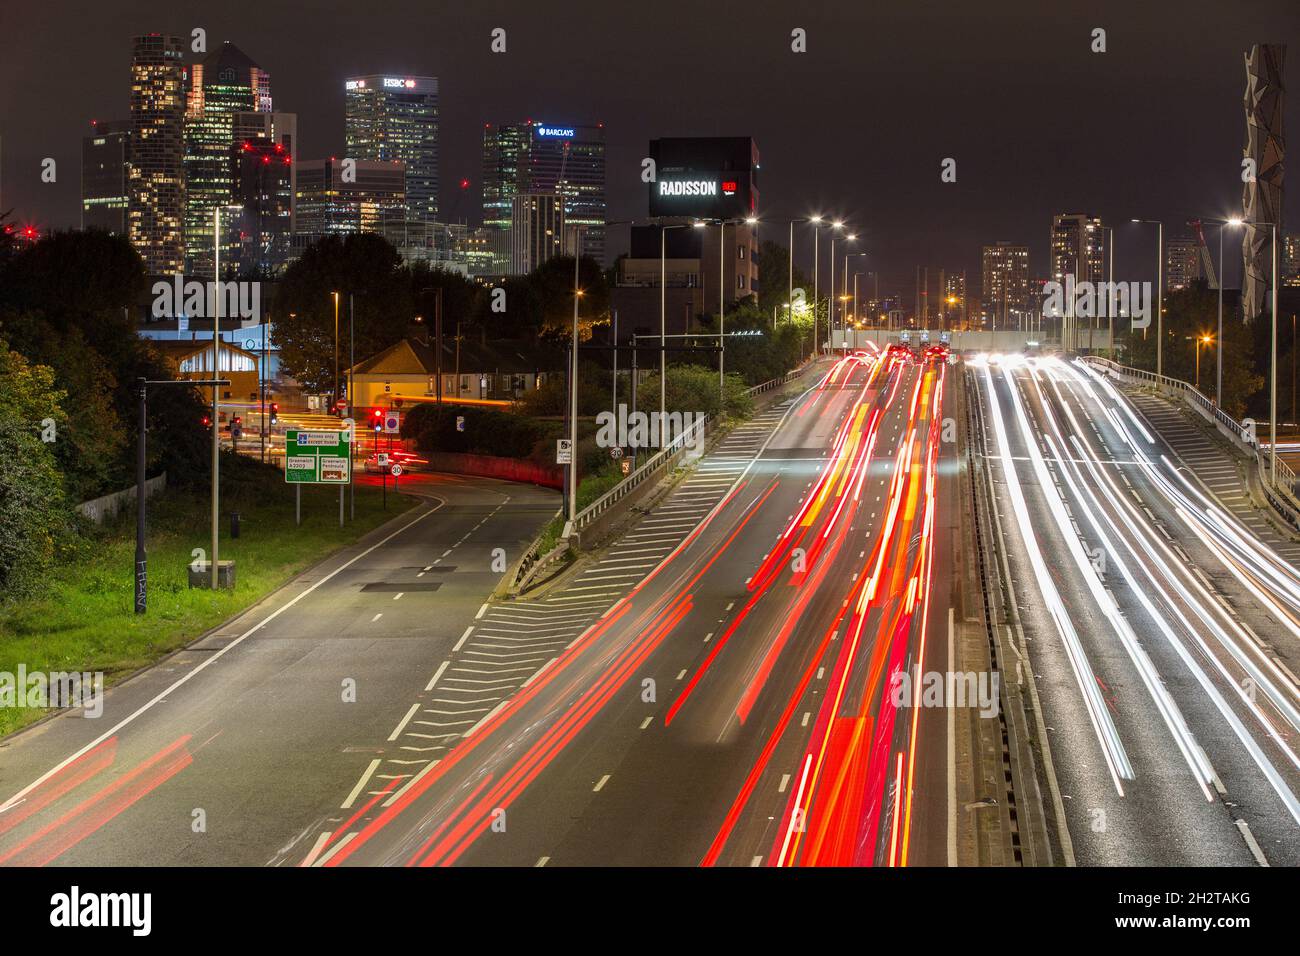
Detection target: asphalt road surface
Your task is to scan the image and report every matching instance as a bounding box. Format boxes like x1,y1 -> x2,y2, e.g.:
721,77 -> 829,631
974,355 -> 1300,867
0,473 -> 556,866
300,348 -> 965,867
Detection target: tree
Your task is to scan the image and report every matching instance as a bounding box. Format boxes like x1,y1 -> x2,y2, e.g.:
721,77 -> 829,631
634,364 -> 752,420
756,239 -> 815,319
0,340 -> 69,599
274,234 -> 413,393
0,230 -> 145,357
529,256 -> 610,341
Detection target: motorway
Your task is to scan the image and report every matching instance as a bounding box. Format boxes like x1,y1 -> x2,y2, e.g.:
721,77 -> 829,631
974,355 -> 1300,866
7,349 -> 1296,868
0,473 -> 556,865
292,347 -> 970,867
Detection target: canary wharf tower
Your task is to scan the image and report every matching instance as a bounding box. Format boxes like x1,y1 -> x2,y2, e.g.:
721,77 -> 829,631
345,75 -> 440,222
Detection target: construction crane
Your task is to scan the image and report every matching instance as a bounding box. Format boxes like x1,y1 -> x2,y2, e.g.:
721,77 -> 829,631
1188,219 -> 1220,289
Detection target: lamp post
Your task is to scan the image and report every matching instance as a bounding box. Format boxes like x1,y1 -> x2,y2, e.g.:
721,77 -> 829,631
1130,218 -> 1164,376
565,227 -> 595,526
209,205 -> 240,589
1191,334 -> 1211,389
1206,217 -> 1247,407
827,222 -> 846,356
137,377 -> 229,613
810,215 -> 823,357
332,291 -> 340,413
1214,215 -> 1280,478
845,250 -> 867,349
660,221 -> 702,446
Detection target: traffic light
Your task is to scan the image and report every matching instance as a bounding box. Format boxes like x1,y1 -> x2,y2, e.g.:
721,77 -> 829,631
201,415 -> 211,428
372,408 -> 383,432
269,402 -> 279,425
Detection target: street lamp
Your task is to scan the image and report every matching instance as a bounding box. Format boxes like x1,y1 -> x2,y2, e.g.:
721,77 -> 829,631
658,221 -> 701,446
845,250 -> 868,347
1190,333 -> 1212,389
1130,218 -> 1164,376
827,222 -> 848,355
1198,216 -> 1247,407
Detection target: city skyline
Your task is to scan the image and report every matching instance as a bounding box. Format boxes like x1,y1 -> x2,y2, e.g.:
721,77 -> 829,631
2,0 -> 1295,295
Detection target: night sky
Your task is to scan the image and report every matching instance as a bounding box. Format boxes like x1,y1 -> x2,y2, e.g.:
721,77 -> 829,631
2,0 -> 1297,297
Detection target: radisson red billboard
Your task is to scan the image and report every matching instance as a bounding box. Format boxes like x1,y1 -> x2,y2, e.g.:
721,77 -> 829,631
648,137 -> 758,220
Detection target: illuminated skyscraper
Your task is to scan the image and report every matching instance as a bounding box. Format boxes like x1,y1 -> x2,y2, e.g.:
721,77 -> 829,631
981,242 -> 1030,329
1050,213 -> 1106,286
129,34 -> 187,275
483,120 -> 606,271
1165,235 -> 1203,291
82,119 -> 131,234
345,75 -> 439,221
184,41 -> 273,275
294,158 -> 406,238
509,193 -> 567,275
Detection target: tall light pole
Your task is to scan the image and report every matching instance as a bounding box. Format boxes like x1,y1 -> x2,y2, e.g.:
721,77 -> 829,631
845,249 -> 866,349
827,222 -> 845,355
1131,219 -> 1164,376
332,291 -> 340,412
211,207 -> 222,589
1209,217 -> 1247,406
659,221 -> 701,445
569,230 -> 584,523
810,215 -> 823,357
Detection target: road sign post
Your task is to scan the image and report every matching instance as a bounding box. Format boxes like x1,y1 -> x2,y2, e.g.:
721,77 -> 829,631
285,428 -> 352,527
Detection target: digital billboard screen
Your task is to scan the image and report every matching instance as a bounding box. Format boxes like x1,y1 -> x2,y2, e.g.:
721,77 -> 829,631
648,137 -> 758,220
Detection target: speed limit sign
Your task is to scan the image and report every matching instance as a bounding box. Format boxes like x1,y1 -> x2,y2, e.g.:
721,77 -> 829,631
610,446 -> 624,460
390,463 -> 403,477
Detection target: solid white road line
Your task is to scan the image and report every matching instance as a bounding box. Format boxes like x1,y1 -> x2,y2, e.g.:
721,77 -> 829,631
1,497 -> 447,814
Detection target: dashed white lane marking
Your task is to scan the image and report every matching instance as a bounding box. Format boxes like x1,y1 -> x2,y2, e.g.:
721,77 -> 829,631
371,613 -> 383,623
640,716 -> 653,729
454,626 -> 474,652
341,759 -> 381,809
474,602 -> 489,619
593,774 -> 611,792
535,856 -> 550,867
393,592 -> 404,601
424,660 -> 450,691
778,773 -> 791,793
387,702 -> 422,741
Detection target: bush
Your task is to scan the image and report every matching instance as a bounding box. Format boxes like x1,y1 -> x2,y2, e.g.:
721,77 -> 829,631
403,404 -> 558,460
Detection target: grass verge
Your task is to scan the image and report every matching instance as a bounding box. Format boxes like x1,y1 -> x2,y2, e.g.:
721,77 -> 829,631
0,474 -> 417,736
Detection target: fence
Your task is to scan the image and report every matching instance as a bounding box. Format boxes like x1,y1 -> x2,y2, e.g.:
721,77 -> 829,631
76,473 -> 167,525
504,362 -> 817,595
1081,355 -> 1300,512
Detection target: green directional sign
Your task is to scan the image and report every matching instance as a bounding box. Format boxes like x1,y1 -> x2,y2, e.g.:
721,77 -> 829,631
285,429 -> 351,484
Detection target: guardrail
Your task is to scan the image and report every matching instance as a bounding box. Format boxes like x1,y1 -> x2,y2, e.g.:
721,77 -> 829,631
567,363 -> 812,536
1081,355 -> 1300,513
504,361 -> 818,595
